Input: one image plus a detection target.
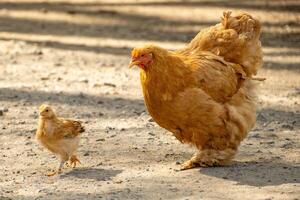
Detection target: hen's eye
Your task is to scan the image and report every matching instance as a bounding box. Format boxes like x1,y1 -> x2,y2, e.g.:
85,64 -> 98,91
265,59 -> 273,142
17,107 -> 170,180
141,54 -> 145,57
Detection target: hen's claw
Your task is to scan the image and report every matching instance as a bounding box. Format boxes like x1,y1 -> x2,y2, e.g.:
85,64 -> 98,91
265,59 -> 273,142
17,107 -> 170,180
180,160 -> 197,170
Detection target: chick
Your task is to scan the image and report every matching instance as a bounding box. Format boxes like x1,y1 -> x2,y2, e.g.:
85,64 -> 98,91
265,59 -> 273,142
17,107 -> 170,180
36,104 -> 84,176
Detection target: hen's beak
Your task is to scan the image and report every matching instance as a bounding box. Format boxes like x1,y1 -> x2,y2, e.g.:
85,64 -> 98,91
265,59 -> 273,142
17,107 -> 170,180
129,59 -> 141,68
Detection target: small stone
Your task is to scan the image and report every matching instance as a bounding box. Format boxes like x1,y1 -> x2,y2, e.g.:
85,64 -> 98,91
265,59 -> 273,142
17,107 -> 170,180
282,124 -> 294,130
103,82 -> 116,87
114,180 -> 123,184
148,132 -> 155,136
79,78 -> 88,83
54,63 -> 62,67
98,112 -> 104,117
1,107 -> 8,112
41,76 -> 49,80
148,118 -> 154,122
83,152 -> 89,156
249,132 -> 260,138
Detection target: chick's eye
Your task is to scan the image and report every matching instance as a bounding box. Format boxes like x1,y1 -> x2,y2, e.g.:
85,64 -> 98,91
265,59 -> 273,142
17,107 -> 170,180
45,109 -> 48,112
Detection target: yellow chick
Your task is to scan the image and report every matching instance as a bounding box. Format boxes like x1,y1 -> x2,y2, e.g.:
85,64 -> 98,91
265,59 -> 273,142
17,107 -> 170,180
36,104 -> 84,176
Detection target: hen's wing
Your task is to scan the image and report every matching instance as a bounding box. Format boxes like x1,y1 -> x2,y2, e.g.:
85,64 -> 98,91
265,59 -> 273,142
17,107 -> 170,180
183,51 -> 246,103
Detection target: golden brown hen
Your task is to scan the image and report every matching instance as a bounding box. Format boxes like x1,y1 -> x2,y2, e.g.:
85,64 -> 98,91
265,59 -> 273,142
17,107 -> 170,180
36,104 -> 84,176
129,12 -> 262,170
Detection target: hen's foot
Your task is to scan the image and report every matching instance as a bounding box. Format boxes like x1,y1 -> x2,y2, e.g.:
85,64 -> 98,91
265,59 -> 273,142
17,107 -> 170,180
180,159 -> 219,170
69,155 -> 81,168
180,149 -> 235,170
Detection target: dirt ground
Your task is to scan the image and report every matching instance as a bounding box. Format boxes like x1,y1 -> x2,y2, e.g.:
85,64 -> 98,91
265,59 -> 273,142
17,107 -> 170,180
0,0 -> 299,199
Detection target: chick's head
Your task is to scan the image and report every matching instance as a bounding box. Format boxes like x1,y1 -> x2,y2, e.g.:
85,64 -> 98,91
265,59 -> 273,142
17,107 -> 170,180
39,104 -> 55,118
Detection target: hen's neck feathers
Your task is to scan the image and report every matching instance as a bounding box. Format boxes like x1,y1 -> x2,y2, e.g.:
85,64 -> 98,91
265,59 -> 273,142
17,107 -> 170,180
140,50 -> 198,113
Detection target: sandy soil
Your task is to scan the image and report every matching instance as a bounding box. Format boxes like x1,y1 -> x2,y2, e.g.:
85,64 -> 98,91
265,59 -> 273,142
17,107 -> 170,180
0,0 -> 299,199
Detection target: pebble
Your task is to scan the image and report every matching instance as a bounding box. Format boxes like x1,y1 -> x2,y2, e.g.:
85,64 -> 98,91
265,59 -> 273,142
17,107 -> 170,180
148,132 -> 155,136
249,132 -> 261,138
40,76 -> 49,80
79,78 -> 88,83
114,180 -> 123,184
148,118 -> 154,122
98,112 -> 104,117
0,107 -> 8,112
282,124 -> 294,130
104,82 -> 116,87
97,100 -> 104,104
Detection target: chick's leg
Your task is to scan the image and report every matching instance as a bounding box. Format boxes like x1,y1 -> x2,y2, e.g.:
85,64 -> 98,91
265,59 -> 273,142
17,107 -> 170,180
69,155 -> 81,168
47,156 -> 68,176
181,148 -> 236,170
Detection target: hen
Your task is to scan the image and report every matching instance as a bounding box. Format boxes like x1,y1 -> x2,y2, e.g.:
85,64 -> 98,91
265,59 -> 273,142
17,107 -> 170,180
36,104 -> 84,176
129,12 -> 263,170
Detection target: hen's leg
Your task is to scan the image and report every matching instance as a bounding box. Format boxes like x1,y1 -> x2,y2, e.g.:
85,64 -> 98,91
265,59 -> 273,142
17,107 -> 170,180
69,155 -> 81,168
181,148 -> 236,170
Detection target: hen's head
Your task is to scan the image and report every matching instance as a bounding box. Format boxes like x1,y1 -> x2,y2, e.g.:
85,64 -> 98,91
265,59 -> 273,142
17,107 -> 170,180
129,45 -> 167,71
39,104 -> 55,119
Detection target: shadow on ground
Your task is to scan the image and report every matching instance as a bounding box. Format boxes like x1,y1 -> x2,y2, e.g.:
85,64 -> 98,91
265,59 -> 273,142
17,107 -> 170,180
0,0 -> 299,49
200,160 -> 300,187
0,87 -> 145,118
61,167 -> 123,181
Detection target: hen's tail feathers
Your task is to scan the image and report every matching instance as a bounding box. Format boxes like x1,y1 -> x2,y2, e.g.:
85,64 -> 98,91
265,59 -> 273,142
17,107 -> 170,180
221,11 -> 261,40
221,11 -> 263,77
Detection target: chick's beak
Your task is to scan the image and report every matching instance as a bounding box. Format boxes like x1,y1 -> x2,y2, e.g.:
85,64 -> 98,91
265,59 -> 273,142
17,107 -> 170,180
129,58 -> 141,68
